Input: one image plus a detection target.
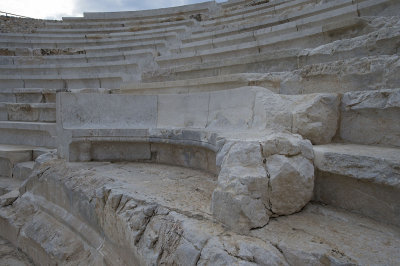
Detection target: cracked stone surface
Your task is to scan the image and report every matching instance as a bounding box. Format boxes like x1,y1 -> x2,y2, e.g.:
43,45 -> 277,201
1,158 -> 399,265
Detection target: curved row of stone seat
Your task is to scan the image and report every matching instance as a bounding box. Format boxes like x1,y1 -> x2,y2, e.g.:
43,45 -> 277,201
0,49 -> 154,66
126,54 -> 400,96
199,0 -> 323,29
57,86 -> 339,231
56,86 -> 400,230
144,25 -> 400,84
157,2 -> 396,69
176,3 -> 364,53
0,74 -> 124,90
42,16 -> 194,31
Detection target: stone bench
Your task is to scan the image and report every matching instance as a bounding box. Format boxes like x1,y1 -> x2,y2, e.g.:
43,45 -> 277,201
0,60 -> 138,76
57,86 -> 340,232
313,143 -> 400,227
146,32 -> 400,83
43,17 -> 194,31
0,37 -> 168,50
157,17 -> 366,68
78,1 -> 217,21
1,49 -> 154,66
217,0 -> 293,18
119,73 -> 283,94
35,23 -> 189,35
0,121 -> 56,147
0,32 -> 178,47
0,23 -> 188,41
176,7 -> 362,54
191,0 -> 393,39
0,73 -> 124,89
311,88 -> 400,227
200,0 -> 319,28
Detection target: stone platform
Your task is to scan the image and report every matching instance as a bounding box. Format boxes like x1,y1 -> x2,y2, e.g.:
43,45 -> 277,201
1,158 -> 399,265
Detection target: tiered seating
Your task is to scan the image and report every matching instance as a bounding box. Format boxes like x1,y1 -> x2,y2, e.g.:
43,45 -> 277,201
0,0 -> 399,264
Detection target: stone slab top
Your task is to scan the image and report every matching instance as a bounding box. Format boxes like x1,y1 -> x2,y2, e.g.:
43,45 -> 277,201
67,162 -> 216,219
314,143 -> 400,188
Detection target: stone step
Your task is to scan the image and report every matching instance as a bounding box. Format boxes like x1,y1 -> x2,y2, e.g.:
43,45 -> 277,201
119,73 -> 279,94
0,25 -> 184,40
200,0 -> 323,28
339,88 -> 400,147
199,0 -> 393,31
34,22 -> 189,35
218,0 -> 293,19
1,45 -> 157,58
0,73 -> 125,90
0,103 -> 56,122
0,60 -> 138,76
0,121 -> 57,147
0,37 -> 168,50
313,143 -> 400,227
0,31 -> 178,48
0,88 -> 56,103
43,17 -> 193,30
146,44 -> 399,87
156,16 -> 378,68
0,50 -> 154,66
177,6 -> 363,54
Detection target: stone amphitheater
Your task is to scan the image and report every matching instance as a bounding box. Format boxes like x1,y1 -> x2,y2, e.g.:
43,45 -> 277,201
0,0 -> 399,265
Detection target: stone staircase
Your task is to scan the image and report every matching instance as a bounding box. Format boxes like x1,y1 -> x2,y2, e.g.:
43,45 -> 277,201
0,0 -> 399,264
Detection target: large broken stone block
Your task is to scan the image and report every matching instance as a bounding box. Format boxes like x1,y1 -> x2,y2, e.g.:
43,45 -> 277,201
212,141 -> 270,232
292,93 -> 340,145
212,133 -> 314,232
253,87 -> 339,144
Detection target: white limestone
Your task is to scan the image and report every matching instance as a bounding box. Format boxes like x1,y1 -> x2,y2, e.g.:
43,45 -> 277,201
340,88 -> 400,147
0,0 -> 399,264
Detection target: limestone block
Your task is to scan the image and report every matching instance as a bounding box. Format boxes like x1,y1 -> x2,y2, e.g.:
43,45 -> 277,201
313,143 -> 400,226
262,133 -> 314,215
314,143 -> 400,188
207,88 -> 256,130
212,141 -> 270,232
254,87 -> 339,144
292,93 -> 340,144
340,88 -> 400,147
266,154 -> 314,215
58,93 -> 157,129
212,133 -> 314,232
157,93 -> 209,128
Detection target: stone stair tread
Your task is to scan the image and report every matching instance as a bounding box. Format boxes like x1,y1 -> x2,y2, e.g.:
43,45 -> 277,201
313,143 -> 400,187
